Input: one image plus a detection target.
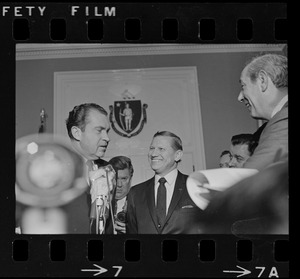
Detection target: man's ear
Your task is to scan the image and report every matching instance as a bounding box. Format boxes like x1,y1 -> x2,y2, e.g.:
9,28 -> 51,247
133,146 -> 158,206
175,150 -> 183,163
71,126 -> 82,141
258,70 -> 269,92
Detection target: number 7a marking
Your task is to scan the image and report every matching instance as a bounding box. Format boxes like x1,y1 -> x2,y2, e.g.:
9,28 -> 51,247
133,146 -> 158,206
112,266 -> 123,277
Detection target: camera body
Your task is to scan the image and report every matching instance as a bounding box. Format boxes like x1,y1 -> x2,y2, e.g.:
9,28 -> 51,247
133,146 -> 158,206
115,210 -> 127,223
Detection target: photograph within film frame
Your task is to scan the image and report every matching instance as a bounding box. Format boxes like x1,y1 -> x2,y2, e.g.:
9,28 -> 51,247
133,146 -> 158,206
1,2 -> 288,278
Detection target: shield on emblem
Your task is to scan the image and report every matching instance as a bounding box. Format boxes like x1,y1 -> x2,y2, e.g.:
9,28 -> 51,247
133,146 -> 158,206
114,100 -> 142,134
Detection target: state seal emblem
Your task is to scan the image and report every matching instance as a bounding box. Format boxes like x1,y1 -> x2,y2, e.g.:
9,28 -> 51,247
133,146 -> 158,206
109,97 -> 148,138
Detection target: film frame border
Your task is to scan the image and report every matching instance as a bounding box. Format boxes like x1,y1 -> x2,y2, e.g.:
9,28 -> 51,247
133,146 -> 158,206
1,2 -> 288,278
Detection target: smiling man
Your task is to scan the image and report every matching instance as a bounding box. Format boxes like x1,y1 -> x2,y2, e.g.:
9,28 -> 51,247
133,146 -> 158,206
238,53 -> 288,170
126,131 -> 204,234
65,103 -> 111,233
186,54 -> 288,235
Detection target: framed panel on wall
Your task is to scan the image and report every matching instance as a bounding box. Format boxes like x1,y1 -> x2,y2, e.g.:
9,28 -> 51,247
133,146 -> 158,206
54,67 -> 206,185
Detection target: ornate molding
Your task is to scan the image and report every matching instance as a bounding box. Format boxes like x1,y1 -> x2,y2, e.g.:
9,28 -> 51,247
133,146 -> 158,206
16,43 -> 286,61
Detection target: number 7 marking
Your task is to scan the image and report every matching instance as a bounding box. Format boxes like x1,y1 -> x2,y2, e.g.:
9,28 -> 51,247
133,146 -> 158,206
112,266 -> 123,277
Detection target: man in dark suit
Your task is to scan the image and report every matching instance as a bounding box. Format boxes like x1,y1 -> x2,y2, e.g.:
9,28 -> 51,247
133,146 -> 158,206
65,103 -> 111,233
126,131 -> 204,234
15,103 -> 111,234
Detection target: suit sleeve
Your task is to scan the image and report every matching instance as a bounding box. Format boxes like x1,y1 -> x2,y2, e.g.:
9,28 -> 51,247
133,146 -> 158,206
126,189 -> 138,234
244,108 -> 288,170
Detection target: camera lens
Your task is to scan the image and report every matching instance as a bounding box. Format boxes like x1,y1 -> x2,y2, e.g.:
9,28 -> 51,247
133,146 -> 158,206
116,211 -> 126,223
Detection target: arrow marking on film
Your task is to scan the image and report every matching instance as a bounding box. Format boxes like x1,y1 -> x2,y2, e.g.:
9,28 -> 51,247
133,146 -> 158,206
223,265 -> 251,277
81,264 -> 108,276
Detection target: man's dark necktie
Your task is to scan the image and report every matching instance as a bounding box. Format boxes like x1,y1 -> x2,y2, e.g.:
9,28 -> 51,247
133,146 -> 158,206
156,177 -> 167,225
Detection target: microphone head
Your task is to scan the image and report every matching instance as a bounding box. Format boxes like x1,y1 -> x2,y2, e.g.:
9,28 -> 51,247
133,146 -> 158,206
89,163 -> 116,203
104,164 -> 116,175
16,133 -> 88,207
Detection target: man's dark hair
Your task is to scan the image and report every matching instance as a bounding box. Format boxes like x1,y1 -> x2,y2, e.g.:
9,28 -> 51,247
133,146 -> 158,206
231,133 -> 258,156
109,156 -> 134,177
66,103 -> 108,141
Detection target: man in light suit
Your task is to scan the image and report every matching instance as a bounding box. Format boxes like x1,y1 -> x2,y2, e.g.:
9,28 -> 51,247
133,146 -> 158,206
191,53 -> 288,187
126,131 -> 204,234
187,54 -> 289,234
239,53 -> 288,170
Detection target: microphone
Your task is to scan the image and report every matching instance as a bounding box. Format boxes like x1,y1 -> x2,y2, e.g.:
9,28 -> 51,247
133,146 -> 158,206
88,163 -> 116,234
15,133 -> 88,234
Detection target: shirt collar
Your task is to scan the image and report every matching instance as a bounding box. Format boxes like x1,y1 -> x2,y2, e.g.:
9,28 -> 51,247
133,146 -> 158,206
85,158 -> 97,171
155,169 -> 178,185
271,95 -> 288,118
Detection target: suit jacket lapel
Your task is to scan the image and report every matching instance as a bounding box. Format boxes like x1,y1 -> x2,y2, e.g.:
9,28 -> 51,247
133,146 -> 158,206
268,101 -> 288,126
164,172 -> 185,225
261,101 -> 288,140
146,177 -> 160,233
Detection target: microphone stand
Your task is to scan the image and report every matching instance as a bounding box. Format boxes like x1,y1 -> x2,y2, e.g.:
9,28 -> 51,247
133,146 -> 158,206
106,169 -> 116,234
96,195 -> 105,234
93,166 -> 115,234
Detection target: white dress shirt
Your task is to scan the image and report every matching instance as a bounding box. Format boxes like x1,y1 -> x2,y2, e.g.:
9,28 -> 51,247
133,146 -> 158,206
85,159 -> 98,185
154,169 -> 178,214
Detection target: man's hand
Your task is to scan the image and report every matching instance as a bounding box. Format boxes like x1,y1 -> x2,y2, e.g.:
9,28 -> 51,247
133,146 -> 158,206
114,220 -> 126,234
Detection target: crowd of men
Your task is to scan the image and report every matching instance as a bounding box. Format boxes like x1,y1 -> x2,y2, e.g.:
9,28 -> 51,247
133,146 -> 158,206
17,53 -> 289,235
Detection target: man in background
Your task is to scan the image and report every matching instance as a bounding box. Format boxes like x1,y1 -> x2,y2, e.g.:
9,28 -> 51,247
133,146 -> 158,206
228,133 -> 257,168
219,150 -> 231,168
109,156 -> 134,234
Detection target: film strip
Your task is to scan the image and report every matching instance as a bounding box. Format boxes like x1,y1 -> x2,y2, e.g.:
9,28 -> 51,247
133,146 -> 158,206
1,2 -> 288,278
